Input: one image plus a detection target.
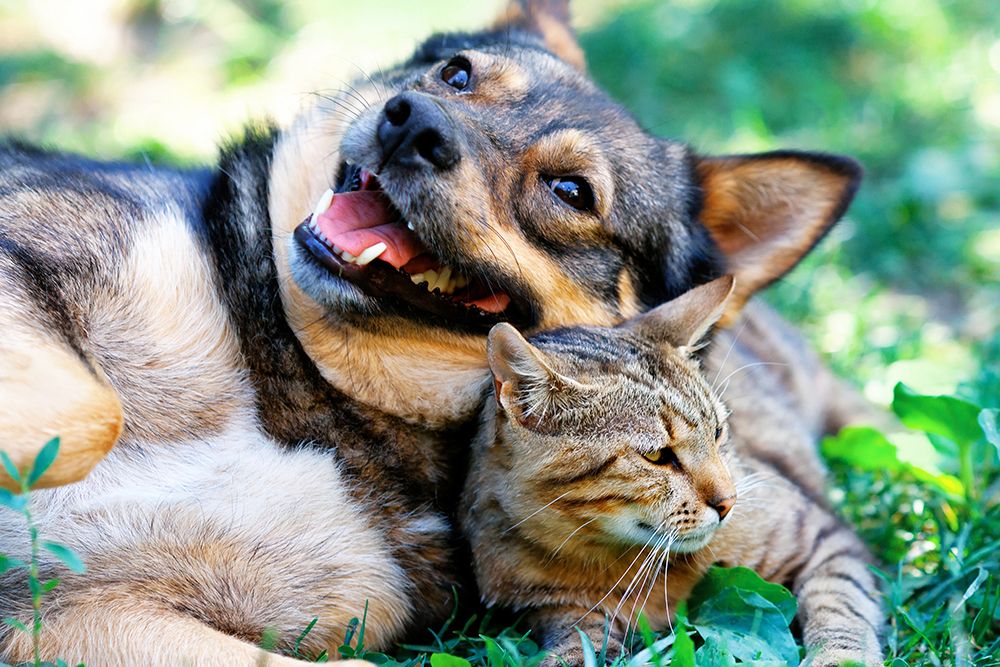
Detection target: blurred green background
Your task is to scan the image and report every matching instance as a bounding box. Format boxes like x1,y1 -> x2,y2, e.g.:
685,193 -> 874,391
2,1 -> 999,663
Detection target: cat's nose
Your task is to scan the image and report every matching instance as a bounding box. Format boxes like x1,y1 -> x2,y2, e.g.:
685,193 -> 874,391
378,92 -> 462,170
711,495 -> 735,520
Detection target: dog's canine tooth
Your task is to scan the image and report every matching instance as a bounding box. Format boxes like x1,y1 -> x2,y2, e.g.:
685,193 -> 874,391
406,221 -> 416,231
312,188 -> 335,220
355,243 -> 387,266
423,269 -> 438,291
409,272 -> 425,286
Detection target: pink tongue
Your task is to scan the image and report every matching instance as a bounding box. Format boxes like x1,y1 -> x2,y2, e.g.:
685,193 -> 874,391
314,191 -> 426,269
313,191 -> 511,314
468,293 -> 511,313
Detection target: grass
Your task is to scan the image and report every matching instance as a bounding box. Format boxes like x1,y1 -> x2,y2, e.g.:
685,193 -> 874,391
1,0 -> 998,665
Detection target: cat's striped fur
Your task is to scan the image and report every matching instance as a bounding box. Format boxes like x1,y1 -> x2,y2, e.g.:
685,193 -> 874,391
462,278 -> 883,667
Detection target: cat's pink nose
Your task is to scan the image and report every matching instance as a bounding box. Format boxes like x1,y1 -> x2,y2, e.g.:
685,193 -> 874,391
711,496 -> 735,520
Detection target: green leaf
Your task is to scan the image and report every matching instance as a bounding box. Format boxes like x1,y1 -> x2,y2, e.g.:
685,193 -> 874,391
892,383 -> 983,447
42,578 -> 60,592
2,617 -> 28,635
694,637 -> 736,667
0,488 -> 27,513
481,635 -> 507,667
27,437 -> 60,487
42,541 -> 86,574
980,409 -> 1000,452
0,452 -> 21,484
430,653 -> 472,667
574,628 -> 598,667
671,624 -> 695,667
688,567 -> 799,665
0,555 -> 26,573
689,566 -> 796,623
822,426 -> 903,472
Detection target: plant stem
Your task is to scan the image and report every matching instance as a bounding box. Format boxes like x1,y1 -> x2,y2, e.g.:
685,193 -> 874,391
21,482 -> 41,667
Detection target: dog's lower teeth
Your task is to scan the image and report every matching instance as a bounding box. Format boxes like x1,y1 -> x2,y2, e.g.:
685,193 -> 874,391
355,242 -> 387,266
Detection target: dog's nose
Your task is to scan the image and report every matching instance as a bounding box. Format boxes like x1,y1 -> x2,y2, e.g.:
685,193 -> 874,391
377,92 -> 461,170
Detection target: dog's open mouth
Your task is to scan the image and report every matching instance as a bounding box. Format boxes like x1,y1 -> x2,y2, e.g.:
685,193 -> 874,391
294,164 -> 524,328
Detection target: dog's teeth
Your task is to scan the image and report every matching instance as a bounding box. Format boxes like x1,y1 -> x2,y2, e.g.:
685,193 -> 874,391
312,188 -> 335,220
406,221 -> 416,231
332,244 -> 342,254
423,269 -> 438,291
409,272 -> 425,285
436,267 -> 452,293
340,250 -> 356,263
454,274 -> 468,289
355,242 -> 387,266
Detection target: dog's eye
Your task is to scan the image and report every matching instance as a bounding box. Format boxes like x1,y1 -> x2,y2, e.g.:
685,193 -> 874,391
441,57 -> 471,90
715,425 -> 723,440
543,176 -> 595,212
643,447 -> 681,467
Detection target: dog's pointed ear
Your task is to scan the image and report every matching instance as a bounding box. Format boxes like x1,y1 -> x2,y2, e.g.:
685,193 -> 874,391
493,0 -> 585,70
626,275 -> 735,350
696,151 -> 861,325
488,323 -> 587,429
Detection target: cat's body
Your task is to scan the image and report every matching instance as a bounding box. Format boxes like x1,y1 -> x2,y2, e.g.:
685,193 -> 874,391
462,281 -> 883,667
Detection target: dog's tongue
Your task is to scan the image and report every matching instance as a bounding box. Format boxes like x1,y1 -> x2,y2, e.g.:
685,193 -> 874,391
311,190 -> 511,315
314,191 -> 426,269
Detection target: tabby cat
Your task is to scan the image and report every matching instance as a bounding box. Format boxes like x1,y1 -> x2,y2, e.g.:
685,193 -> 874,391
461,276 -> 883,667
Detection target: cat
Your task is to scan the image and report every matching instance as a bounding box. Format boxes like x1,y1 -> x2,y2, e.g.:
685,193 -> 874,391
461,276 -> 883,667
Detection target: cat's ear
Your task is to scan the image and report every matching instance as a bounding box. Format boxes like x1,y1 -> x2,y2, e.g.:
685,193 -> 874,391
627,275 -> 735,350
492,0 -> 585,70
695,151 -> 861,325
488,323 -> 587,428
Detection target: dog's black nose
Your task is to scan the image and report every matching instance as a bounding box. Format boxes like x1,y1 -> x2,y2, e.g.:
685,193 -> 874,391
377,92 -> 461,170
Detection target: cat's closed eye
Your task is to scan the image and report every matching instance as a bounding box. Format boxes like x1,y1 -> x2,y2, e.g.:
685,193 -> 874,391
642,446 -> 680,467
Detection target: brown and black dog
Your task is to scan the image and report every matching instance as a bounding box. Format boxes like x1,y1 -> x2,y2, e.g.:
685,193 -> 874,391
0,1 -> 869,665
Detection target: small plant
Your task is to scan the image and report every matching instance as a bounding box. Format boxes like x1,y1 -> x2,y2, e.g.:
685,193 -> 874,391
0,437 -> 86,667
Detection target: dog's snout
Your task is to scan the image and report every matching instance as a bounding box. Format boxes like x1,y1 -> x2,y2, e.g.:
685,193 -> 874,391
377,92 -> 461,171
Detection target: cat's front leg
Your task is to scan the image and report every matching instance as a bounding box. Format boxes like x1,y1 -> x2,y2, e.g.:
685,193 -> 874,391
530,605 -> 623,667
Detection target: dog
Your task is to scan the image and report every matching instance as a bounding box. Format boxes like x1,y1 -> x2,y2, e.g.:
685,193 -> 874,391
0,1 -> 863,664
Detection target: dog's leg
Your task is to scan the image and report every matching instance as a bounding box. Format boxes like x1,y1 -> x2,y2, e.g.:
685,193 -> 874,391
0,288 -> 122,490
1,596 -> 375,667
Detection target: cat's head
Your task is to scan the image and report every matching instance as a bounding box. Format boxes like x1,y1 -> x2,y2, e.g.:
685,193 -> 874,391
482,275 -> 737,558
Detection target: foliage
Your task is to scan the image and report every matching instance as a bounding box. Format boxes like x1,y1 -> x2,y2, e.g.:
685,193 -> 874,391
0,439 -> 86,667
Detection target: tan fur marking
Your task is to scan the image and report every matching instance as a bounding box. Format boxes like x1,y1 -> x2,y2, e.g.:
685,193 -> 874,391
697,157 -> 852,325
0,303 -> 121,489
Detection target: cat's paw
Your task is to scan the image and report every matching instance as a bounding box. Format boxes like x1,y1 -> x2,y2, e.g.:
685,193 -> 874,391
803,646 -> 883,667
540,639 -> 624,667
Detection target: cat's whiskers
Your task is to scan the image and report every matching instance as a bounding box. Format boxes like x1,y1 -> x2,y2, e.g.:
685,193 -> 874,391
501,490 -> 573,535
711,320 -> 749,390
546,517 -> 600,563
631,529 -> 676,640
614,524 -> 674,639
715,361 -> 790,399
574,523 -> 666,631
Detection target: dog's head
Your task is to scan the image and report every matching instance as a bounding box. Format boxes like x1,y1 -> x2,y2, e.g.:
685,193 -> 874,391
269,0 -> 860,425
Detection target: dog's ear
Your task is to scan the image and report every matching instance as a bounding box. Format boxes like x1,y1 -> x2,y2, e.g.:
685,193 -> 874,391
493,0 -> 585,70
695,151 -> 861,325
